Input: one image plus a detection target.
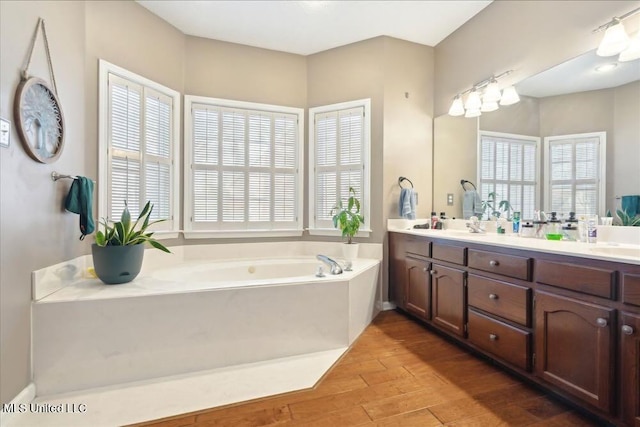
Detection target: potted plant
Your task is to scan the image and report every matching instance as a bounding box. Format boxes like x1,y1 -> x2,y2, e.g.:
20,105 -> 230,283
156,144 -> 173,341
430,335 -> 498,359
92,200 -> 171,284
331,187 -> 364,261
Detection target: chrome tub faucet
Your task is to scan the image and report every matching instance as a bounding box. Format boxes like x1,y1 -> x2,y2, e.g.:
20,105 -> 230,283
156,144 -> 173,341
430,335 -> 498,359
316,255 -> 343,275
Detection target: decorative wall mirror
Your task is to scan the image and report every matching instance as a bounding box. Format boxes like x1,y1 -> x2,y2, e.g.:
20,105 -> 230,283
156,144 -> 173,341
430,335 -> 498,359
14,76 -> 65,163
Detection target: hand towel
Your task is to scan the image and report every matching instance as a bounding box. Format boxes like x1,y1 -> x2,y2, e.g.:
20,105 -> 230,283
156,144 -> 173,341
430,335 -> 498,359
65,176 -> 95,240
622,195 -> 640,217
399,188 -> 416,219
463,190 -> 483,219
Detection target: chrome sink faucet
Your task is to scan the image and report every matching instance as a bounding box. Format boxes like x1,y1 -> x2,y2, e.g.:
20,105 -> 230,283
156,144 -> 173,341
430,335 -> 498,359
466,216 -> 485,233
316,255 -> 343,275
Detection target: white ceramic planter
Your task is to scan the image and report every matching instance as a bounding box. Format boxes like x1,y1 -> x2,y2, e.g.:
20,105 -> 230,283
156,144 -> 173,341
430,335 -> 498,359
342,243 -> 359,261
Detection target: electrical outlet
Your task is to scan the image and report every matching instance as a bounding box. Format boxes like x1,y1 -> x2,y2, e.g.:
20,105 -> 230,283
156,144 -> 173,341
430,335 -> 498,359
0,118 -> 9,148
447,193 -> 454,206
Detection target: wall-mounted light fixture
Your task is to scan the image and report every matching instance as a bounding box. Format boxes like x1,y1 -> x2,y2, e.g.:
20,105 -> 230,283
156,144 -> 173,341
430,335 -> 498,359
448,70 -> 519,118
594,6 -> 640,62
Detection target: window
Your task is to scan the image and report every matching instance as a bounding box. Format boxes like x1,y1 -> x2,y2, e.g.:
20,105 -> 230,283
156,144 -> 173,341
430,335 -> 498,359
98,60 -> 180,234
309,99 -> 371,235
184,96 -> 304,237
544,132 -> 606,217
478,131 -> 540,220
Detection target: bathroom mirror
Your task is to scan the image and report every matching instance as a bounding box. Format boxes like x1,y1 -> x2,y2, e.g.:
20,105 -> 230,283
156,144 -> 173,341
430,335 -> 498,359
433,48 -> 640,219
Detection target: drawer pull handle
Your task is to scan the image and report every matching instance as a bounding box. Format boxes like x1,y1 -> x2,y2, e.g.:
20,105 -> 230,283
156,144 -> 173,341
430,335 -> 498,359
489,334 -> 498,341
596,318 -> 608,328
489,293 -> 499,300
622,325 -> 635,335
423,267 -> 428,272
489,260 -> 499,266
430,270 -> 437,276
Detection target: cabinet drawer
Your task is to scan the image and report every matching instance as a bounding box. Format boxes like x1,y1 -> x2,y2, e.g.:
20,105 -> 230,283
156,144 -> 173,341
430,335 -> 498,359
468,249 -> 532,281
622,274 -> 640,307
405,236 -> 431,258
468,274 -> 530,326
536,260 -> 615,299
432,242 -> 466,265
468,309 -> 531,371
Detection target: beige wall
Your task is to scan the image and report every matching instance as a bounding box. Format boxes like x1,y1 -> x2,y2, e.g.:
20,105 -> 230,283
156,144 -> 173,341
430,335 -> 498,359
434,1 -> 637,117
613,81 -> 640,209
0,0 -> 87,402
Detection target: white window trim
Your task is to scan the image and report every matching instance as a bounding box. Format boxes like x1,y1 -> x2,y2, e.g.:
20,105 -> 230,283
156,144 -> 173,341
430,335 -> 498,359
543,131 -> 607,216
98,60 -> 181,238
308,99 -> 372,238
183,95 -> 304,238
477,131 -> 542,218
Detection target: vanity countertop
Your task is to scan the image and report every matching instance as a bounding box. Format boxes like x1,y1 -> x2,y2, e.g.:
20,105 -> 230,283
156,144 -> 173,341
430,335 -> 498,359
389,225 -> 640,266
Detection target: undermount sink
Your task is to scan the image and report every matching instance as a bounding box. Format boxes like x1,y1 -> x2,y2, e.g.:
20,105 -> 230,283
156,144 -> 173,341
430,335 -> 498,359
441,229 -> 487,237
589,246 -> 640,258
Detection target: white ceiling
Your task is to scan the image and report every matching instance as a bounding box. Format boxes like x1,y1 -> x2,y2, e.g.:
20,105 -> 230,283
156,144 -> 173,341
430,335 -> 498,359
136,0 -> 492,56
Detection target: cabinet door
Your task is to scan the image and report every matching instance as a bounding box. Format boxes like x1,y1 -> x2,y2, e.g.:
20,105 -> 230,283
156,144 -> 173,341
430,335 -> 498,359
406,257 -> 430,320
621,312 -> 640,427
431,264 -> 466,337
389,233 -> 407,310
534,291 -> 614,413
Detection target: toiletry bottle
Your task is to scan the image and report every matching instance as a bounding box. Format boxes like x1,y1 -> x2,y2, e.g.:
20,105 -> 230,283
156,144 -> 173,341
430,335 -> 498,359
512,211 -> 520,234
431,211 -> 439,229
587,214 -> 598,243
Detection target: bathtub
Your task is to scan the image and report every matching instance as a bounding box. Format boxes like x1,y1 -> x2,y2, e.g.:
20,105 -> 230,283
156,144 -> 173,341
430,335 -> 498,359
151,258 -> 333,289
31,243 -> 382,396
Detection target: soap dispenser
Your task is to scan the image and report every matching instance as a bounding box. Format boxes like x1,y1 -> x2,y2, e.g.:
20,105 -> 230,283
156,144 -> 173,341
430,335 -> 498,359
545,212 -> 562,240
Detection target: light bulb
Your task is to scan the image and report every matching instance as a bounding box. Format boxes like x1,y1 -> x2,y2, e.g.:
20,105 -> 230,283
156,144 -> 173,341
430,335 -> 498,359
465,89 -> 482,110
500,86 -> 520,106
483,80 -> 501,103
448,96 -> 465,116
619,30 -> 640,62
597,20 -> 630,57
481,101 -> 499,112
465,108 -> 481,118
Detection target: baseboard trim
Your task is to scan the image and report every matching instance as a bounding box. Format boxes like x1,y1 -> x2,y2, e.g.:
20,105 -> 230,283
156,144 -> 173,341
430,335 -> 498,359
0,382 -> 36,425
379,301 -> 396,311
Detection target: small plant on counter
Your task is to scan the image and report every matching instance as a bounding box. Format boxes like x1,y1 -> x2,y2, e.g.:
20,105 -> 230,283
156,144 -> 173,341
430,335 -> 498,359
615,208 -> 640,227
95,201 -> 171,252
481,192 -> 512,220
331,187 -> 364,244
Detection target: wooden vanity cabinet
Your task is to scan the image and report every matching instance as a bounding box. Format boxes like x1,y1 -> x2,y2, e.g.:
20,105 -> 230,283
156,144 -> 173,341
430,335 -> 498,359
620,311 -> 640,427
388,231 -> 640,426
405,256 -> 431,320
534,291 -> 615,414
431,263 -> 466,337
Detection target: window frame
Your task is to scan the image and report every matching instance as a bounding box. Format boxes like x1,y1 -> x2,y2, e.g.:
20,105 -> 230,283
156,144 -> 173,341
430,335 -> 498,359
543,131 -> 606,217
183,95 -> 304,239
98,59 -> 181,238
477,130 -> 541,221
308,99 -> 372,237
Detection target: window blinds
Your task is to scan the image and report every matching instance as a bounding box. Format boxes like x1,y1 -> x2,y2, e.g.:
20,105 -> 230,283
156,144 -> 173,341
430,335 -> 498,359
107,73 -> 173,226
479,133 -> 538,220
190,103 -> 299,230
314,107 -> 364,227
547,135 -> 601,216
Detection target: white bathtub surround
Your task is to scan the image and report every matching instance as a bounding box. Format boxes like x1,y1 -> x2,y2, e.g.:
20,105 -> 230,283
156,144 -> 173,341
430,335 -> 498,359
8,349 -> 345,427
0,383 -> 35,426
26,242 -> 381,425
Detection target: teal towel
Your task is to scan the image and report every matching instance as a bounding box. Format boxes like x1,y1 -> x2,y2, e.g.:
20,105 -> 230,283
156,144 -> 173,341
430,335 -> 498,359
622,195 -> 640,217
65,177 -> 95,240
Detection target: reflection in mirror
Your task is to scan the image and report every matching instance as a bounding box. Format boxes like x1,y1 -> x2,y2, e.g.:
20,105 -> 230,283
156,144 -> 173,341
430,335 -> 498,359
433,49 -> 640,221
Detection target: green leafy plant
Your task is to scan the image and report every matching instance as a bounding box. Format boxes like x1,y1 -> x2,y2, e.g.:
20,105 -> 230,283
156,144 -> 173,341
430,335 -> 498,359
481,192 -> 512,220
331,187 -> 364,244
95,201 -> 171,252
615,208 -> 640,226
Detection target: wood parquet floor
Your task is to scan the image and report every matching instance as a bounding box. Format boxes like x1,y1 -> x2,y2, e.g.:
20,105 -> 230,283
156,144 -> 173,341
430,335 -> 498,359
131,310 -> 602,427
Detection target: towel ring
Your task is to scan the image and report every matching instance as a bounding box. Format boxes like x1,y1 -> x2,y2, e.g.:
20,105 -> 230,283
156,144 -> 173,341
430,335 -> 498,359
398,176 -> 413,188
460,179 -> 476,191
